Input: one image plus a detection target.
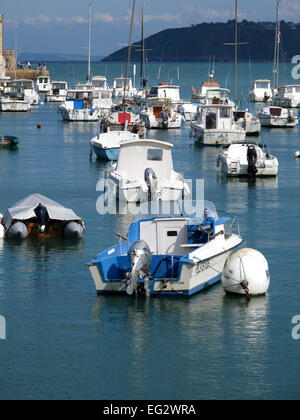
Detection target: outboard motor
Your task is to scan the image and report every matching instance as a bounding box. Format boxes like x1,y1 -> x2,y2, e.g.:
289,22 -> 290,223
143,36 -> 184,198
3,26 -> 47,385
126,240 -> 152,296
247,145 -> 258,177
144,168 -> 158,201
34,203 -> 49,233
7,222 -> 28,239
160,110 -> 169,129
64,222 -> 84,239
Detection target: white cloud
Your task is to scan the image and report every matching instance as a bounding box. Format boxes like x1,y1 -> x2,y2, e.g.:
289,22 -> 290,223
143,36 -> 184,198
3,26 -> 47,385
144,13 -> 181,23
94,13 -> 114,23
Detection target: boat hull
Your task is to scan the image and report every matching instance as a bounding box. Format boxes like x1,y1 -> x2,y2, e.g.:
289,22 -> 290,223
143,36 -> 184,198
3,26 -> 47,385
88,248 -> 238,296
192,127 -> 246,145
92,145 -> 120,161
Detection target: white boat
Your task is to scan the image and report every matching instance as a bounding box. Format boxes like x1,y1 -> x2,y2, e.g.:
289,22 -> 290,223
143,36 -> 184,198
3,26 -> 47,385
190,104 -> 246,145
248,80 -> 272,102
257,106 -> 298,127
0,86 -> 31,112
6,79 -> 39,105
86,200 -> 243,296
45,81 -> 68,102
90,129 -> 139,161
140,97 -> 182,129
36,75 -> 51,94
272,84 -> 300,108
217,141 -> 278,176
112,77 -> 137,98
234,110 -> 261,136
107,139 -> 189,202
58,88 -> 105,122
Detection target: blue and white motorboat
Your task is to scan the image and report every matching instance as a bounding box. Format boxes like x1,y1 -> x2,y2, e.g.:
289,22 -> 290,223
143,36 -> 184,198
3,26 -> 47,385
90,129 -> 139,161
86,201 -> 243,296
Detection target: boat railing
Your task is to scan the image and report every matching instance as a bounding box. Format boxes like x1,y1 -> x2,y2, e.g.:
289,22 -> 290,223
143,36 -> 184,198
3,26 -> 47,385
217,210 -> 241,238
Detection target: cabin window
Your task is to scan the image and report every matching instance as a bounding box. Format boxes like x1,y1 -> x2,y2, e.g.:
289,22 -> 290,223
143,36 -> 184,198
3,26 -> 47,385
256,82 -> 269,89
167,231 -> 178,237
150,87 -> 158,96
295,87 -> 300,93
220,108 -> 230,118
147,149 -> 163,161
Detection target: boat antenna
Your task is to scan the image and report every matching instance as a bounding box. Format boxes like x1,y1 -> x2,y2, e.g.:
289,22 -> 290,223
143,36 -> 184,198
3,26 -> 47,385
123,0 -> 136,129
86,1 -> 92,82
224,0 -> 248,109
272,0 -> 281,91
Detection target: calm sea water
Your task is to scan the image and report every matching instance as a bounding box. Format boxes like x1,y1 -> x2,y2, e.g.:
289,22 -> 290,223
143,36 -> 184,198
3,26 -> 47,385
0,61 -> 300,400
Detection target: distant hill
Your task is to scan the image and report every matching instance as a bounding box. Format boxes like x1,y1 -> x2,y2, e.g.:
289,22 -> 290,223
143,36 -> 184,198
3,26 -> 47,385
102,20 -> 300,62
18,53 -> 104,62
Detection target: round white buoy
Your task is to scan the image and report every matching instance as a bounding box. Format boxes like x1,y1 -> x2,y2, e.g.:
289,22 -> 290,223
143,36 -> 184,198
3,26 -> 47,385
295,151 -> 300,158
0,224 -> 5,239
222,248 -> 270,296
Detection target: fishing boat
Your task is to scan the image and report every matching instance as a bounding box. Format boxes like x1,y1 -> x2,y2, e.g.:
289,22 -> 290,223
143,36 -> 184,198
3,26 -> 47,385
1,194 -> 84,239
6,79 -> 39,105
248,80 -> 272,102
107,139 -> 190,202
178,101 -> 199,122
104,102 -> 146,136
86,200 -> 243,296
0,86 -> 31,112
45,81 -> 68,102
91,76 -> 110,92
272,84 -> 300,108
36,75 -> 51,94
192,80 -> 220,103
190,103 -> 246,145
140,97 -> 182,129
257,106 -> 298,127
0,136 -> 19,149
58,88 -> 102,122
217,141 -> 278,176
90,129 -> 139,161
148,83 -> 182,108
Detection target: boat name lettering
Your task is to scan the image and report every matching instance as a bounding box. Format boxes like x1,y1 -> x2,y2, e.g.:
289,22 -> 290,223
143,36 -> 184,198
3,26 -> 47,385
196,261 -> 208,273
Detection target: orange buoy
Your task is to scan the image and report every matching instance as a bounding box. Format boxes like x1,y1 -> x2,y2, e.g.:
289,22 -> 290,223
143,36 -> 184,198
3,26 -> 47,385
37,123 -> 42,129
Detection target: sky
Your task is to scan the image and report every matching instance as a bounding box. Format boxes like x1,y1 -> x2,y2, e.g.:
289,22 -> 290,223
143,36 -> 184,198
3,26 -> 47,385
1,0 -> 300,56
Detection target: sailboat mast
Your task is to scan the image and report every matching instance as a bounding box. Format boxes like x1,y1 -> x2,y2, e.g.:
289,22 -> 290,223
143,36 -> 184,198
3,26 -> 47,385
234,0 -> 238,107
87,1 -> 92,82
140,5 -> 145,88
123,0 -> 136,126
273,0 -> 280,90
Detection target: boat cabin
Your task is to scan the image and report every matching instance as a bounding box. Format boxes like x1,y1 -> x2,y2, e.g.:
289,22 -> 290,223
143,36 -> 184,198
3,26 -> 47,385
149,84 -> 180,102
66,89 -> 94,109
116,139 -> 174,180
37,76 -> 51,91
200,104 -> 234,130
91,76 -> 108,90
253,80 -> 271,91
206,88 -> 231,105
51,81 -> 68,95
143,97 -> 174,119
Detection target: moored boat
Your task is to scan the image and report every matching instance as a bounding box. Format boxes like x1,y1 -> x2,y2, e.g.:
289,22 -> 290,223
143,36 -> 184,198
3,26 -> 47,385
86,200 -> 243,296
90,129 -> 139,161
0,136 -> 19,149
217,141 -> 278,176
1,194 -> 85,239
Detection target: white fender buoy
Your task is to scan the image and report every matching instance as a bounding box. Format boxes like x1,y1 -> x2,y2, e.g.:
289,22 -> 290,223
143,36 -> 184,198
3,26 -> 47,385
295,151 -> 300,158
0,213 -> 3,224
7,222 -> 28,239
64,222 -> 84,239
222,248 -> 270,296
0,224 -> 5,239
